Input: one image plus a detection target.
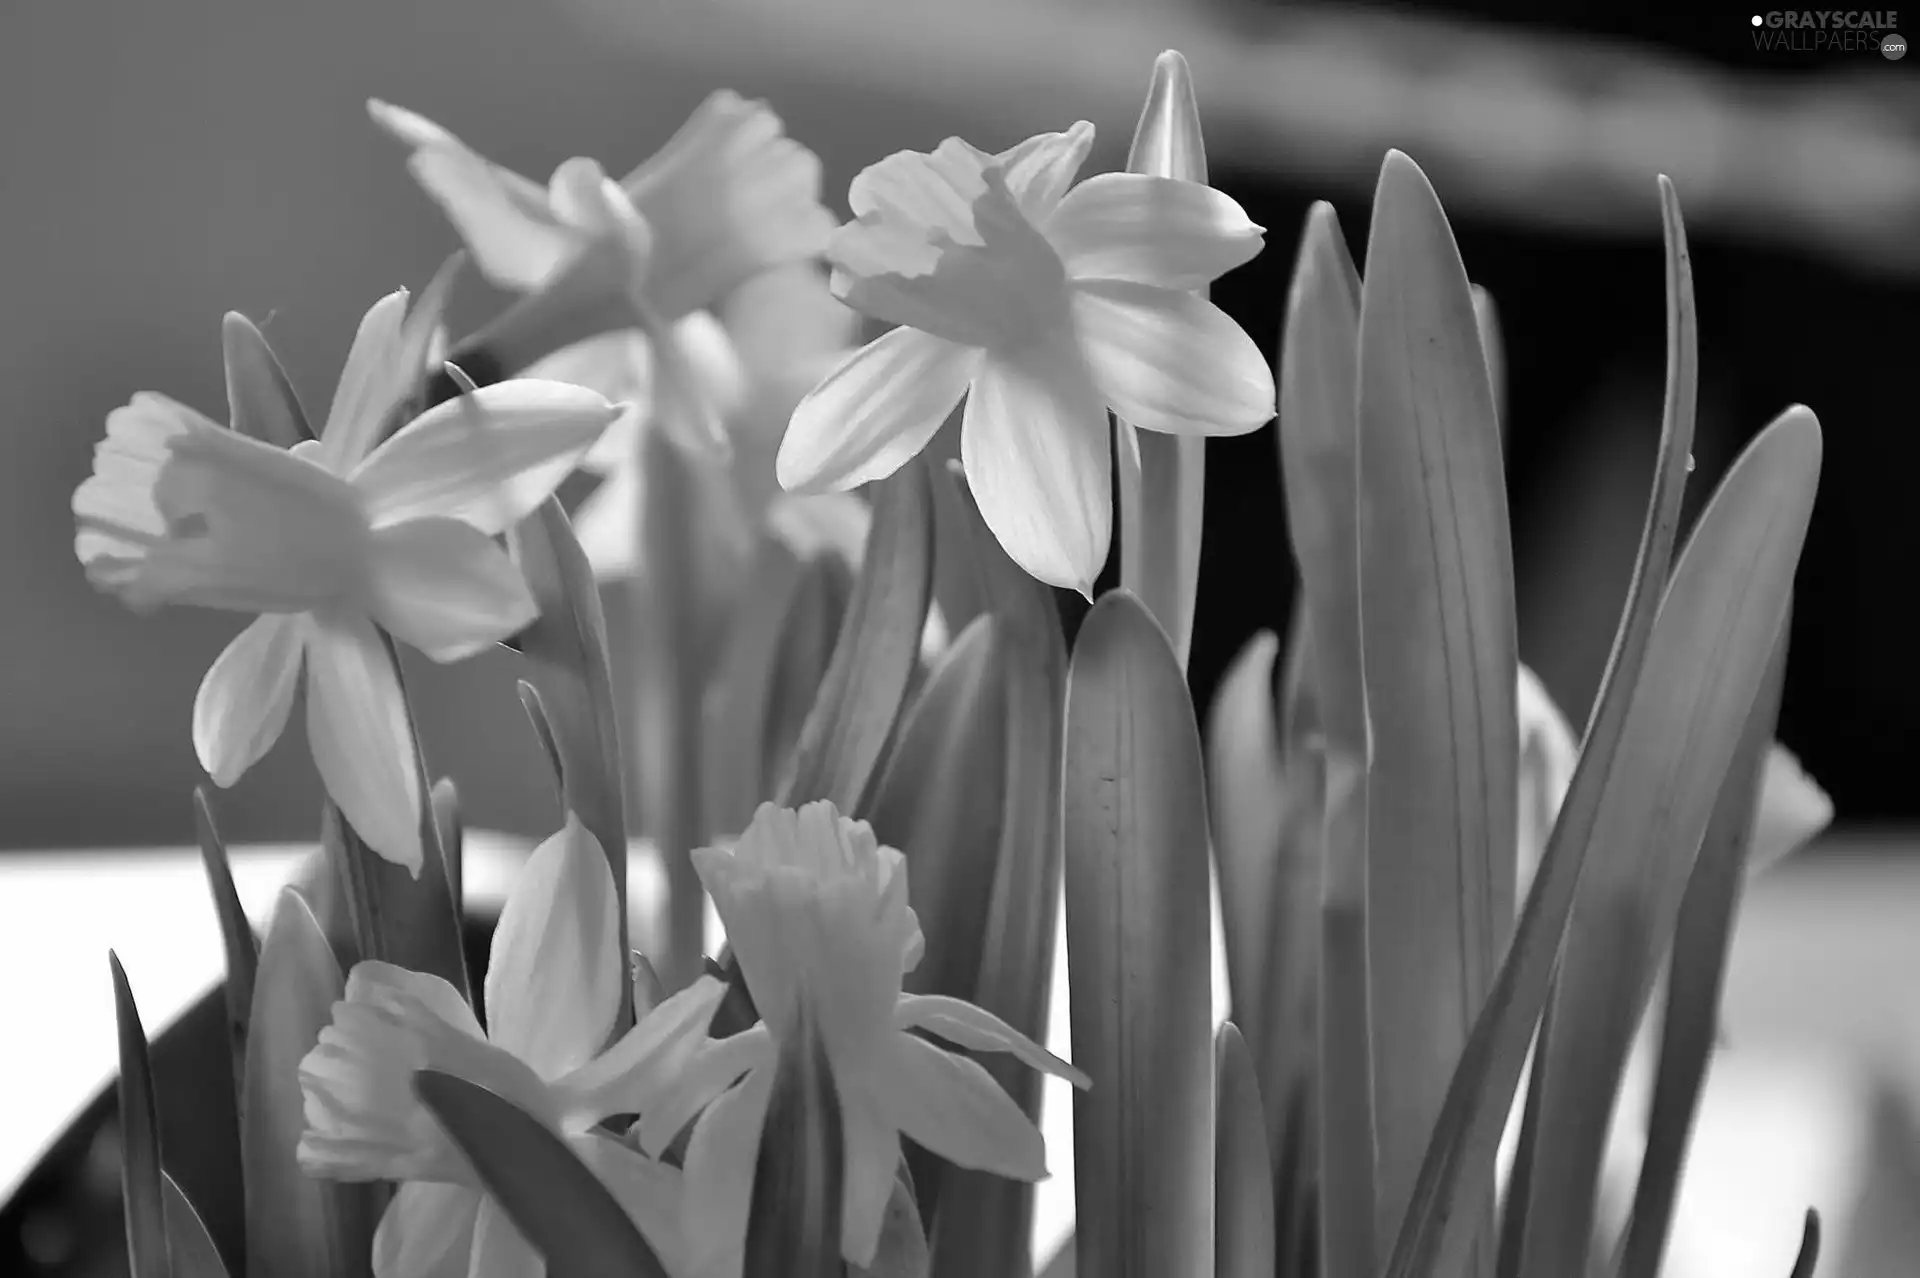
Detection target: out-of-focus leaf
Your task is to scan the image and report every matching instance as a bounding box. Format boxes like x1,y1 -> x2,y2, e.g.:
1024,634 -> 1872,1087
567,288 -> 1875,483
1511,197 -> 1764,1278
1277,196 -> 1374,1278
867,615 -> 1006,1003
1384,405 -> 1820,1278
243,890 -> 378,1278
222,313 -> 313,447
517,679 -> 567,798
322,799 -> 467,998
192,788 -> 257,1114
1216,1024 -> 1276,1278
781,458 -> 934,812
1787,1210 -> 1820,1278
163,1173 -> 230,1278
1207,631 -> 1286,1032
1116,49 -> 1209,670
430,777 -> 463,920
414,1071 -> 673,1278
1063,591 -> 1214,1278
111,953 -> 173,1278
511,496 -> 631,1016
745,1003 -> 844,1278
1614,625 -> 1789,1278
1355,150 -> 1517,1263
927,466 -> 1069,1275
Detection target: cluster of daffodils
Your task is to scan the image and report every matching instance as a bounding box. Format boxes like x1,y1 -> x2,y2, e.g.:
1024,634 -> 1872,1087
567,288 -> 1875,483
81,48 -> 1835,1278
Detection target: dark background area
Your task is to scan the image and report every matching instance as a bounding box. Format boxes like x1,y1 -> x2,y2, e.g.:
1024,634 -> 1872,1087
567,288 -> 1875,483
1,0 -> 1911,850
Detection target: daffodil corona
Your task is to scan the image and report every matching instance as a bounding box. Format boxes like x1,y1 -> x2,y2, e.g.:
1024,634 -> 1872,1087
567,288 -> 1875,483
778,125 -> 1276,593
71,291 -> 622,871
643,802 -> 1089,1277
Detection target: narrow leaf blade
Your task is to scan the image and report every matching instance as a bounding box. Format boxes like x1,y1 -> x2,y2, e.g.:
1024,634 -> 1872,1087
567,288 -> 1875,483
111,953 -> 173,1278
1064,591 -> 1215,1278
414,1071 -> 673,1278
163,1172 -> 232,1278
745,1003 -> 844,1278
1384,407 -> 1820,1278
511,497 -> 630,1010
243,890 -> 378,1278
1356,150 -> 1517,1258
781,458 -> 934,812
1216,1024 -> 1276,1278
192,788 -> 258,1115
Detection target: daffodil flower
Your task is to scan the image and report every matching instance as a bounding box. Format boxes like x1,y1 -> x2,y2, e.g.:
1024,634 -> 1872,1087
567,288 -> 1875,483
638,801 -> 1089,1277
777,124 -> 1275,593
569,264 -> 873,581
368,92 -> 836,457
71,291 -> 622,872
299,815 -> 726,1278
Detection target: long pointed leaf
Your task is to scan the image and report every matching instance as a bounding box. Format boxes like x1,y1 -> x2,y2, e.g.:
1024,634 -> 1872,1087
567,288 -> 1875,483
927,470 -> 1069,1276
244,890 -> 377,1278
111,953 -> 173,1278
1215,1024 -> 1276,1278
1206,631 -> 1286,1034
867,615 -> 1006,1005
1384,405 -> 1819,1278
1786,1210 -> 1820,1278
192,789 -> 257,1116
1064,591 -> 1215,1278
222,312 -> 313,447
1613,624 -> 1789,1278
414,1071 -> 673,1278
511,497 -> 632,1017
1117,49 -> 1210,669
1356,151 -> 1517,1262
163,1173 -> 231,1278
430,777 -> 464,918
1387,174 -> 1702,1278
781,458 -> 934,812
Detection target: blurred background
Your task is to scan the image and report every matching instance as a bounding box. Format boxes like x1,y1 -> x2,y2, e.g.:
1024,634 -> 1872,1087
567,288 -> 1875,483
2,0 -> 1917,1272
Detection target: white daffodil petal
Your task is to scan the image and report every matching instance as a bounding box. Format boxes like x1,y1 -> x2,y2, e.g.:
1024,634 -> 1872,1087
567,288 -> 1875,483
75,395 -> 372,613
523,332 -> 652,430
681,1067 -> 774,1278
304,613 -> 423,874
1046,173 -> 1263,289
959,348 -> 1111,594
485,816 -> 622,1080
993,121 -> 1096,221
879,1032 -> 1047,1180
776,328 -> 977,494
368,100 -> 581,293
554,975 -> 730,1127
373,1183 -> 481,1278
467,1196 -> 542,1278
367,518 -> 538,662
764,493 -> 871,568
572,1136 -> 696,1278
830,170 -> 1069,351
838,1089 -> 903,1268
893,994 -> 1088,1087
572,465 -> 641,582
721,264 -> 856,383
846,139 -> 991,232
1750,743 -> 1833,873
193,612 -> 307,786
1072,278 -> 1274,437
322,290 -> 411,466
298,962 -> 547,1183
624,91 -> 837,321
634,1026 -> 775,1157
352,381 -> 620,535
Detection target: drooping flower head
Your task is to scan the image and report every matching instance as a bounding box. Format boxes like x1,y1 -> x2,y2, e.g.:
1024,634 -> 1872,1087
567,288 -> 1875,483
778,124 -> 1275,592
71,290 -> 624,871
639,802 -> 1087,1277
300,815 -> 724,1278
368,92 -> 837,457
